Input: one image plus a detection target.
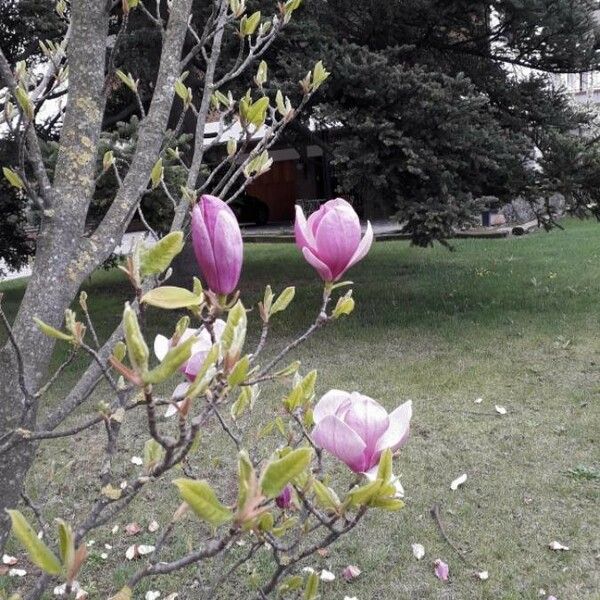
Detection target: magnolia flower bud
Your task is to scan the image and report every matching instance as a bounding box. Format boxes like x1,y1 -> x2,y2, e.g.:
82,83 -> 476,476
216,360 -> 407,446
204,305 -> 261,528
191,195 -> 243,295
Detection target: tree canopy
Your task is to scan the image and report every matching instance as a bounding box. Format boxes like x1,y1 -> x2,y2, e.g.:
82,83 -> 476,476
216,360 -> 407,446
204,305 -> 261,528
266,0 -> 600,243
2,0 -> 600,255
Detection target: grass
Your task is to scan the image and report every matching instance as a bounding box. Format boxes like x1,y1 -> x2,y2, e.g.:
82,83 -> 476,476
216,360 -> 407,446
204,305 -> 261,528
2,218 -> 600,599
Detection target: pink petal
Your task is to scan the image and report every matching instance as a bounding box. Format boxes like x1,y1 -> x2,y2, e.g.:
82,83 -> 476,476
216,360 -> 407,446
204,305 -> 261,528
307,198 -> 354,236
183,349 -> 210,381
341,565 -> 361,581
434,559 -> 449,581
376,400 -> 412,453
345,221 -> 374,273
302,247 -> 333,281
211,209 -> 243,294
312,415 -> 367,472
191,203 -> 219,290
313,389 -> 351,424
199,194 -> 237,239
294,205 -> 316,250
314,206 -> 361,280
342,393 -> 389,467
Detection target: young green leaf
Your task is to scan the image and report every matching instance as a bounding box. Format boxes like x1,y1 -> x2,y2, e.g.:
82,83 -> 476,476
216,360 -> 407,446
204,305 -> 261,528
237,450 -> 256,510
173,479 -> 233,527
303,570 -> 319,600
7,510 -> 62,576
270,286 -> 295,315
2,167 -> 24,189
139,231 -> 184,277
144,438 -> 165,471
33,317 -> 73,342
149,158 -> 163,189
311,60 -> 330,90
227,355 -> 250,386
260,447 -> 312,498
240,11 -> 261,36
123,303 -> 149,373
56,518 -> 74,571
141,286 -> 203,309
143,336 -> 195,384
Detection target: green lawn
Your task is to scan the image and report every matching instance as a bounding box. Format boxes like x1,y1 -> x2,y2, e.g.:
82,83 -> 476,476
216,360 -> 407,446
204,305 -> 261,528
1,218 -> 599,599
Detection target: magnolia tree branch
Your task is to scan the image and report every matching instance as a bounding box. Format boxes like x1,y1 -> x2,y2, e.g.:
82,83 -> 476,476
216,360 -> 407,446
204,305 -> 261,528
84,0 -> 194,268
0,50 -> 55,207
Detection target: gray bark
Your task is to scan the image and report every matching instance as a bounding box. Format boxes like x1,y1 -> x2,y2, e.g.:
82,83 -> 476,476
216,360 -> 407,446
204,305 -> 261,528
0,0 -> 193,551
0,0 -> 110,550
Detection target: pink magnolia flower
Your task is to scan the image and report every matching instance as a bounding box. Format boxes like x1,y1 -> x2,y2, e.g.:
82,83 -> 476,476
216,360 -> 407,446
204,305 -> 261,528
153,320 -> 226,382
294,198 -> 373,282
191,194 -> 243,295
311,390 -> 412,473
434,559 -> 449,581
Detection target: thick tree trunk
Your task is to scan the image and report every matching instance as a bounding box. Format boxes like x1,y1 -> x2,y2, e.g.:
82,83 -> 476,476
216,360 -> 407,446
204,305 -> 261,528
0,0 -> 194,554
0,257 -> 81,550
0,0 -> 110,552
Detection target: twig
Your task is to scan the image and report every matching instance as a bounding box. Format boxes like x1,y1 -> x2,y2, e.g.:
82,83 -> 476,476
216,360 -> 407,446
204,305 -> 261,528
35,350 -> 78,398
0,299 -> 32,402
430,503 -> 477,568
257,289 -> 331,378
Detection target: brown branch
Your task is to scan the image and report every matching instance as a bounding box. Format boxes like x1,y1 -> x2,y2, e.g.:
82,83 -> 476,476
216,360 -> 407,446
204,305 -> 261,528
430,503 -> 477,568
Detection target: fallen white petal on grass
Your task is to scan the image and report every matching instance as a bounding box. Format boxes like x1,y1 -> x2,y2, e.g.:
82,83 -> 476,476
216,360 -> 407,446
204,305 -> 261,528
548,541 -> 569,551
120,480 -> 128,490
164,595 -> 179,600
145,592 -> 161,600
54,582 -> 80,596
75,589 -> 89,600
495,405 -> 507,415
125,545 -> 137,560
320,569 -> 335,582
86,540 -> 95,547
412,543 -> 425,560
474,397 -> 483,404
100,553 -> 108,560
104,543 -> 112,550
477,571 -> 489,580
2,554 -> 17,565
138,545 -> 156,556
9,568 -> 27,577
148,520 -> 160,533
301,567 -> 315,574
343,597 -> 358,600
450,473 -> 468,491
130,456 -> 143,466
111,525 -> 120,534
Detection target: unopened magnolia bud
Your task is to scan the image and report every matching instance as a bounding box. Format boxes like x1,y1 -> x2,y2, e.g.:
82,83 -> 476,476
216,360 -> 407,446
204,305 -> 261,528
275,485 -> 292,509
113,341 -> 127,362
79,291 -> 88,311
123,303 -> 149,374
